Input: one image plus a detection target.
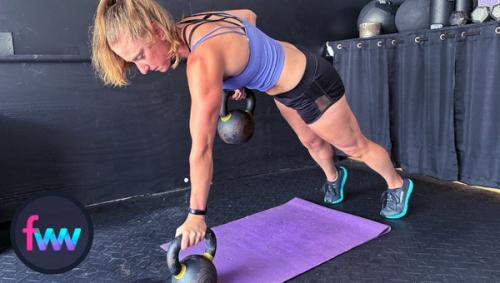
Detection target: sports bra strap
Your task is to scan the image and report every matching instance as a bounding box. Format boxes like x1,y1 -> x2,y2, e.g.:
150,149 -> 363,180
190,26 -> 246,50
179,13 -> 245,52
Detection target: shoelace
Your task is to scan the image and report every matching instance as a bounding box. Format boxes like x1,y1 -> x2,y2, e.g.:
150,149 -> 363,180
323,182 -> 338,197
381,190 -> 400,210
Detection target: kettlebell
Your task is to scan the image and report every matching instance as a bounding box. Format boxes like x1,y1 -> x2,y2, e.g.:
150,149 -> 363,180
217,89 -> 256,144
167,228 -> 217,283
358,0 -> 399,34
395,0 -> 431,32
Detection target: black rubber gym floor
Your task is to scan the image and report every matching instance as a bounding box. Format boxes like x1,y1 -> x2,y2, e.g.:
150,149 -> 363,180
1,159 -> 500,282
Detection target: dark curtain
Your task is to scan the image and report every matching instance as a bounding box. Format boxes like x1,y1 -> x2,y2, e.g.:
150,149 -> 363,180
332,39 -> 392,154
388,30 -> 458,180
329,22 -> 500,188
454,24 -> 500,188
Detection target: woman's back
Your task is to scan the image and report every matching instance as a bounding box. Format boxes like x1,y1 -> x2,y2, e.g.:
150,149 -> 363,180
178,12 -> 306,94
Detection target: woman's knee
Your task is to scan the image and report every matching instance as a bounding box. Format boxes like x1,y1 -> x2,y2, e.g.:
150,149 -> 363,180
338,136 -> 370,158
300,135 -> 327,151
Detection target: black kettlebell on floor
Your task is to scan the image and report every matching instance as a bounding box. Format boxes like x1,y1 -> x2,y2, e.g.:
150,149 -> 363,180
167,228 -> 217,283
217,89 -> 255,144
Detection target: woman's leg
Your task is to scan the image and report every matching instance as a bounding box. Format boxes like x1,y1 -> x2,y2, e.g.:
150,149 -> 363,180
309,96 -> 403,189
274,99 -> 338,182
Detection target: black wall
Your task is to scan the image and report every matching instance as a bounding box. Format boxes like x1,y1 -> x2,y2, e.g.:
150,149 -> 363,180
0,0 -> 370,222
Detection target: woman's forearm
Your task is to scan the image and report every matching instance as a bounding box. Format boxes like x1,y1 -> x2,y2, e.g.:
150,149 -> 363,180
188,151 -> 213,211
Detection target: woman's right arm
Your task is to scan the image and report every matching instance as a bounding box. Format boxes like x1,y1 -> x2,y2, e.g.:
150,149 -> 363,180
175,48 -> 224,250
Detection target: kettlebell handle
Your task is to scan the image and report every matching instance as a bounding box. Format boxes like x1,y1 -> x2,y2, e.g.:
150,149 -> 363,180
220,88 -> 256,117
166,228 -> 217,276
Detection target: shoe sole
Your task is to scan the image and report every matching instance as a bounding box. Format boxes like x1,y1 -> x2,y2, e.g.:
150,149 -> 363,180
384,179 -> 414,219
326,166 -> 347,205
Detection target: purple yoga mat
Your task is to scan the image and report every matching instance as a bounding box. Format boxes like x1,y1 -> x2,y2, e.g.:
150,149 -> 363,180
161,198 -> 390,283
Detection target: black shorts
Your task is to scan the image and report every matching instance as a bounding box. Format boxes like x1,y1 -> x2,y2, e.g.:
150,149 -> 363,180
273,47 -> 345,124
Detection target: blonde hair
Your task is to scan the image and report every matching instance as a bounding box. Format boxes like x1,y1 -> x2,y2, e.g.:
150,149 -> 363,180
91,0 -> 183,87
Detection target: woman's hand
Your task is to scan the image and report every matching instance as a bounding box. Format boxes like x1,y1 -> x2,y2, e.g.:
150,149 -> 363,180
175,214 -> 207,250
230,88 -> 247,100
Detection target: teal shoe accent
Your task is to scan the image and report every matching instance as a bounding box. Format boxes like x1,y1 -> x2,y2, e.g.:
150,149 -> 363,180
329,166 -> 347,204
383,179 -> 414,219
323,166 -> 348,205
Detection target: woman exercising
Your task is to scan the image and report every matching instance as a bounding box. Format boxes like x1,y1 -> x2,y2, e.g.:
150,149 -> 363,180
91,0 -> 414,250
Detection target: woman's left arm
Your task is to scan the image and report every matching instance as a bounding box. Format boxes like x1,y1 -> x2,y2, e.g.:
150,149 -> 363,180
223,9 -> 257,26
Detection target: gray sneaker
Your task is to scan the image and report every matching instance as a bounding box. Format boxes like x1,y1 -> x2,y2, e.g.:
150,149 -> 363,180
380,178 -> 414,219
323,166 -> 348,204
